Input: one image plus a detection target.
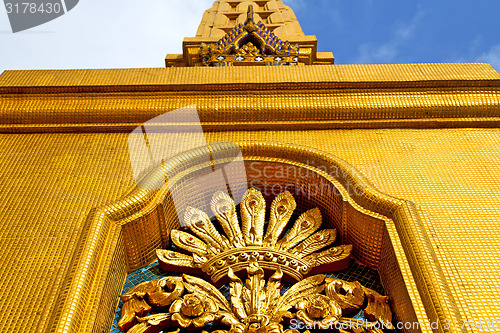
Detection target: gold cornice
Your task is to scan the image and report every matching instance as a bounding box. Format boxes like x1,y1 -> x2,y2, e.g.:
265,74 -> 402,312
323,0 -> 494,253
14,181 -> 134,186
2,64 -> 499,133
1,86 -> 500,132
1,63 -> 499,92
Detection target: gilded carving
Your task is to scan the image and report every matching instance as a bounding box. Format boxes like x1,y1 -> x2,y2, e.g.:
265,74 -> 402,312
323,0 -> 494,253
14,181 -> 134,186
119,261 -> 394,332
119,189 -> 394,332
157,188 -> 352,283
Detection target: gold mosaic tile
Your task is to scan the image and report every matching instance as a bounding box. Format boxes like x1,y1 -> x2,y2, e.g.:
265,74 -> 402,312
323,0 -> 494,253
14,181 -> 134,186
0,134 -> 135,332
1,129 -> 500,331
1,63 -> 499,90
1,56 -> 500,333
208,129 -> 500,332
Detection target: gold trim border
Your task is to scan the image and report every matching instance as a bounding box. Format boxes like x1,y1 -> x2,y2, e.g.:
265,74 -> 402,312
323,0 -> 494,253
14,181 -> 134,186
2,118 -> 500,134
1,63 -> 499,91
1,87 -> 499,133
51,142 -> 465,333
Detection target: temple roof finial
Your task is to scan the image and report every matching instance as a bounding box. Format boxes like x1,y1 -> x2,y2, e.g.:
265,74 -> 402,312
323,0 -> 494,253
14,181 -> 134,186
246,4 -> 254,22
244,5 -> 257,33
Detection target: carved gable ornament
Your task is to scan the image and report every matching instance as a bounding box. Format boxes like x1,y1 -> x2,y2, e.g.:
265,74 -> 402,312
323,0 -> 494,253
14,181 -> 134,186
200,6 -> 300,67
118,189 -> 394,333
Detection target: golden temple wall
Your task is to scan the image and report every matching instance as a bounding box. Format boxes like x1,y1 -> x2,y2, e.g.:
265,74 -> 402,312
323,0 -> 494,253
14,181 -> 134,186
1,63 -> 500,332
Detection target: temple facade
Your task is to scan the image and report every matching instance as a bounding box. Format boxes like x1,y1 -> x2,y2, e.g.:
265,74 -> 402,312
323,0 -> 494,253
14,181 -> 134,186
1,1 -> 500,332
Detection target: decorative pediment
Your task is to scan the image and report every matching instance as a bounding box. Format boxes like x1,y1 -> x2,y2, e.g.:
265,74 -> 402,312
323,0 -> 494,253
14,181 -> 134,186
200,6 -> 300,66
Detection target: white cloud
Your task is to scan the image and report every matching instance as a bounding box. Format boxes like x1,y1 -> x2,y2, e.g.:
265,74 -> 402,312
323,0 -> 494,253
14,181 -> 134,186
0,0 -> 213,70
283,0 -> 306,10
356,42 -> 398,64
395,9 -> 423,40
354,8 -> 424,64
477,45 -> 500,72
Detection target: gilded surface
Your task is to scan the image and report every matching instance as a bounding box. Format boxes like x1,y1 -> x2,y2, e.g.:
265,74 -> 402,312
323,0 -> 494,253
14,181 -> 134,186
2,128 -> 500,331
1,63 -> 498,88
118,263 -> 392,333
167,0 -> 331,66
1,63 -> 499,133
0,134 -> 135,333
194,0 -> 306,41
48,141 -> 447,333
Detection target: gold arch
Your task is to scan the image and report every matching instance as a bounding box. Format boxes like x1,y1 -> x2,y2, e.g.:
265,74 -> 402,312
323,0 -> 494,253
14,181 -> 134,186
53,142 -> 463,333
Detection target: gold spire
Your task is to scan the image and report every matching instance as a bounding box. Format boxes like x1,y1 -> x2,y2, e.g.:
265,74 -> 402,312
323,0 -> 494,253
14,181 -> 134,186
195,0 -> 306,40
166,0 -> 335,67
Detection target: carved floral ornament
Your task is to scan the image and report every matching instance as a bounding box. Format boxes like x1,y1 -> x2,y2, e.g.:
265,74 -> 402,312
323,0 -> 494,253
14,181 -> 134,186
118,189 -> 395,333
199,6 -> 300,66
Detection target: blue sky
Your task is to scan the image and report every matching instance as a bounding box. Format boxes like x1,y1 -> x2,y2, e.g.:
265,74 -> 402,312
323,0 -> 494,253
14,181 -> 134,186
0,0 -> 499,71
289,0 -> 500,68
